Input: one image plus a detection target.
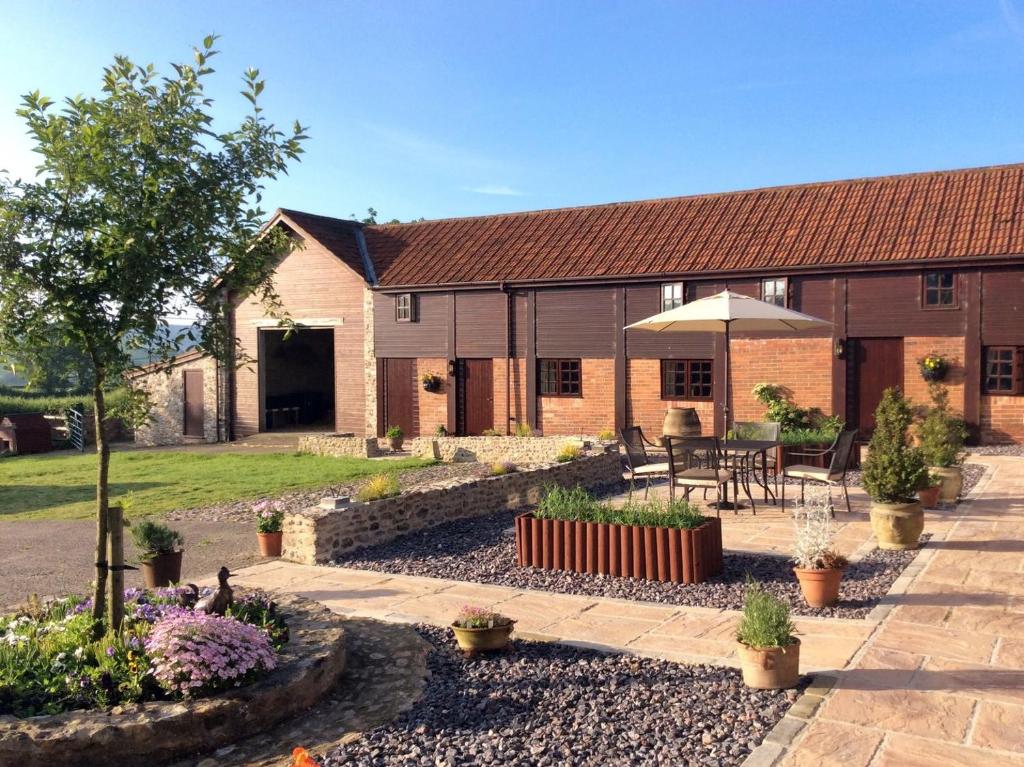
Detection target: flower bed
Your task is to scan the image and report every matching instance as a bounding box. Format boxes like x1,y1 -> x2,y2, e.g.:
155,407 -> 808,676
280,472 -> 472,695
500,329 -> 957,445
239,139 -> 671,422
0,593 -> 346,767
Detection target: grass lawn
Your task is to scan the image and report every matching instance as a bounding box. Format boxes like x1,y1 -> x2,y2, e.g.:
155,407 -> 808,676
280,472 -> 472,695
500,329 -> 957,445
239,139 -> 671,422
0,450 -> 432,521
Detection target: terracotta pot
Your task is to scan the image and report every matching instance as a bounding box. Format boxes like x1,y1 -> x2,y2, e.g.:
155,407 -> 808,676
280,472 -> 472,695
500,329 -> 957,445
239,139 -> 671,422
141,550 -> 182,588
918,485 -> 941,508
389,436 -> 404,451
870,500 -> 925,550
258,531 -> 283,557
451,621 -> 515,655
793,566 -> 844,608
931,466 -> 963,504
737,639 -> 801,690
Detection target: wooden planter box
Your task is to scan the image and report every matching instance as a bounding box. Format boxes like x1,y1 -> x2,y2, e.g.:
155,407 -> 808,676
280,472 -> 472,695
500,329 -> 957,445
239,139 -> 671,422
513,514 -> 723,584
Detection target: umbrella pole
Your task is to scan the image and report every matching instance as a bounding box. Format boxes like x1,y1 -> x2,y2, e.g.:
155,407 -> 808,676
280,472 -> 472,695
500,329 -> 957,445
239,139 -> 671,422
722,321 -> 731,438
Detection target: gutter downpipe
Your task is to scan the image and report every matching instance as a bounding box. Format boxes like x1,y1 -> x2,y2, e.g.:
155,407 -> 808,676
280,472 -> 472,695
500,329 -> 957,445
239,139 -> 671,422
502,281 -> 512,435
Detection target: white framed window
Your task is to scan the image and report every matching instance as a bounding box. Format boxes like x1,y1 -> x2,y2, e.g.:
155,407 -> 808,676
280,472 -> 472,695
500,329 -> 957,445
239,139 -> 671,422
761,277 -> 787,307
396,293 -> 415,322
661,282 -> 684,311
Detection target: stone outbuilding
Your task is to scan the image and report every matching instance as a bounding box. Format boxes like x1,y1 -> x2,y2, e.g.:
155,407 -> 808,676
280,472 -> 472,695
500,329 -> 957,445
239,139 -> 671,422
130,350 -> 225,446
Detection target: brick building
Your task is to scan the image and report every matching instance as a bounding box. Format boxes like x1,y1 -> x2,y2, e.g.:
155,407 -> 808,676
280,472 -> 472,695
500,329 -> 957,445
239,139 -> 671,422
139,163 -> 1024,445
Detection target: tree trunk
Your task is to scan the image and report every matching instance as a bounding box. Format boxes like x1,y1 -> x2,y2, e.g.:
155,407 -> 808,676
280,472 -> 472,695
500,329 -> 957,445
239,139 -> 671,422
90,379 -> 110,626
107,505 -> 124,631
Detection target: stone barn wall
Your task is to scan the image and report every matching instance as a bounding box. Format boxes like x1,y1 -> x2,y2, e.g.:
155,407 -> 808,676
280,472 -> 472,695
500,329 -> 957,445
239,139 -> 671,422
133,354 -> 220,446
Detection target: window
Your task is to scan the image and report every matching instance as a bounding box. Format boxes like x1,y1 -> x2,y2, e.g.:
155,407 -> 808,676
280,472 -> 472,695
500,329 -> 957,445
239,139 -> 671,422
761,277 -> 788,307
539,359 -> 582,396
923,271 -> 956,308
395,293 -> 415,322
661,359 -> 713,400
984,347 -> 1023,394
661,282 -> 684,311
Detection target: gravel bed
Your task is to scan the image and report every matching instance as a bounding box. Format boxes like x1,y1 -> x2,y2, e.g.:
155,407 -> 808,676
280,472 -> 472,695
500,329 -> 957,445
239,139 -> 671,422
324,624 -> 800,767
968,445 -> 1024,456
335,511 -> 925,619
167,463 -> 490,523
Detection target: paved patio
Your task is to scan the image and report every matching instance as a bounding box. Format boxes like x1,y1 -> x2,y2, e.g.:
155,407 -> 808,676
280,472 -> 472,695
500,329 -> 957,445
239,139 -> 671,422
221,455 -> 1024,766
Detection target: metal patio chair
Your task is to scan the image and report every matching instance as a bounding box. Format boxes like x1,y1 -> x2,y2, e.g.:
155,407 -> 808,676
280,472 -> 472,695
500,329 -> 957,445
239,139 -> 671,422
619,426 -> 669,500
781,429 -> 859,515
665,436 -> 739,517
731,420 -> 781,495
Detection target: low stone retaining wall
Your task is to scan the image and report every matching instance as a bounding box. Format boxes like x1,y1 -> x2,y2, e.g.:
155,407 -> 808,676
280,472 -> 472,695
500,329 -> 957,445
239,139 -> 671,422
282,447 -> 623,564
298,433 -> 383,458
406,435 -> 609,463
0,595 -> 347,767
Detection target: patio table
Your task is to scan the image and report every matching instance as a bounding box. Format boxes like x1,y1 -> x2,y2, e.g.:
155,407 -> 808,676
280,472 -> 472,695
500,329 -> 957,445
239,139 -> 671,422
721,439 -> 780,507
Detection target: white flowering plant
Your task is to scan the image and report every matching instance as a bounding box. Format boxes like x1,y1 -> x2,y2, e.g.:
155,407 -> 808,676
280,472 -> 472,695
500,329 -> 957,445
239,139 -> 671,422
791,491 -> 849,570
254,500 -> 284,534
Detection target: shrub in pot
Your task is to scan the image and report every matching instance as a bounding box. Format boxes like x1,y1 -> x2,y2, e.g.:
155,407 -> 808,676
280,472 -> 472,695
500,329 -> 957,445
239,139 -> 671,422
451,605 -> 515,656
862,387 -> 928,550
916,383 -> 967,504
917,471 -> 942,509
132,519 -> 184,587
791,492 -> 849,608
736,581 -> 800,689
385,424 -> 404,451
254,500 -> 284,556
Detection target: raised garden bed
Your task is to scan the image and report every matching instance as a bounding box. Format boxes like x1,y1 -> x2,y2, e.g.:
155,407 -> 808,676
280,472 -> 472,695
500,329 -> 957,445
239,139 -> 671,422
514,513 -> 723,584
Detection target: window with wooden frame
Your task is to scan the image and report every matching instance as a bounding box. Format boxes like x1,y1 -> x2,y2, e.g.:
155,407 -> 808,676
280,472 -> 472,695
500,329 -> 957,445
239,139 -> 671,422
984,346 -> 1023,394
661,282 -> 684,311
395,293 -> 415,322
661,359 -> 713,400
538,359 -> 582,396
761,277 -> 788,307
922,271 -> 957,309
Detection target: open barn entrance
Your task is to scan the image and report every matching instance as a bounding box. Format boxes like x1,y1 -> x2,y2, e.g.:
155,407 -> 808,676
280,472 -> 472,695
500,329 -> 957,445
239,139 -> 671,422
260,328 -> 335,431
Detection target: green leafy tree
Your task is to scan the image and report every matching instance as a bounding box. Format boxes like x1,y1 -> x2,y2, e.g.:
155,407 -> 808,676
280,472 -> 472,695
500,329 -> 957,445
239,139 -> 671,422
0,37 -> 308,630
1,328 -> 95,393
916,383 -> 967,469
861,387 -> 927,503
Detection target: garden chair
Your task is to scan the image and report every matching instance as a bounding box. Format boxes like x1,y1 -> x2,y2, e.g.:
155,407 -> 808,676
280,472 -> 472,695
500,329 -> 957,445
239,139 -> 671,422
781,429 -> 858,516
730,420 -> 781,495
664,436 -> 739,517
619,426 -> 669,500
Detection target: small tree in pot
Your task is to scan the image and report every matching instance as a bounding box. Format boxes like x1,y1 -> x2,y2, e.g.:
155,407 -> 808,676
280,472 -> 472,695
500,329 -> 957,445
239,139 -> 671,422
792,491 -> 849,608
862,387 -> 928,550
917,383 -> 967,504
385,425 -> 404,451
132,520 -> 184,587
736,581 -> 800,689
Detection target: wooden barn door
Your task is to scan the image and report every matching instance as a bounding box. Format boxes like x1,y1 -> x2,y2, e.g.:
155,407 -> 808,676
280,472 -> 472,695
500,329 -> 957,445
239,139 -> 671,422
383,358 -> 415,437
183,369 -> 204,438
457,359 -> 494,436
849,338 -> 903,436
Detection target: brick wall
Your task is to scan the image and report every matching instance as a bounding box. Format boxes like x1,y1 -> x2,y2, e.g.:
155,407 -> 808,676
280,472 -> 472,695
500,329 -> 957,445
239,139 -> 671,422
415,358 -> 449,436
730,338 -> 834,422
902,336 -> 966,413
493,357 -> 528,434
625,358 -> 715,438
233,234 -> 368,437
980,396 -> 1024,443
537,358 -> 616,436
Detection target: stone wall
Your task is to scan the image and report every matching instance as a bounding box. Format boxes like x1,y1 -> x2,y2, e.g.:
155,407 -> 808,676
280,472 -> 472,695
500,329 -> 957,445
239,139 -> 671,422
298,433 -> 383,458
406,434 -> 611,463
134,355 -> 219,447
282,447 -> 623,564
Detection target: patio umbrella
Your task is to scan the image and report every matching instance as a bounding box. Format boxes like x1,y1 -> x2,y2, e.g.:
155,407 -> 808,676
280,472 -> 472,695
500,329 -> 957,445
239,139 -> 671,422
625,290 -> 832,437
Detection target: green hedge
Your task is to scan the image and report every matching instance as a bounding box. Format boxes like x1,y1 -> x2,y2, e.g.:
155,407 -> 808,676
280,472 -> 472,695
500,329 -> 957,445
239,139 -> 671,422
0,387 -> 127,416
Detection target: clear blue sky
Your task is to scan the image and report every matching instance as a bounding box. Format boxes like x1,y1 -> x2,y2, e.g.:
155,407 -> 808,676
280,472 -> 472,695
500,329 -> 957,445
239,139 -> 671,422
3,0 -> 1024,222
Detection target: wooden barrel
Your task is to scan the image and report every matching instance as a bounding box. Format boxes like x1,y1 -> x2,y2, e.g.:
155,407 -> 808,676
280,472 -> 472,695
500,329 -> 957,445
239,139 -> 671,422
663,407 -> 701,439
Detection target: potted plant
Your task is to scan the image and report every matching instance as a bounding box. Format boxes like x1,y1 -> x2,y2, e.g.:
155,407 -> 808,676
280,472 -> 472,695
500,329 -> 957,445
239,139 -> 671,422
451,605 -> 515,656
255,500 -> 284,557
132,519 -> 184,587
434,423 -> 448,437
917,471 -> 942,508
791,492 -> 848,608
919,353 -> 948,382
736,581 -> 800,689
862,387 -> 928,550
917,383 -> 967,504
421,372 -> 443,392
385,425 -> 404,451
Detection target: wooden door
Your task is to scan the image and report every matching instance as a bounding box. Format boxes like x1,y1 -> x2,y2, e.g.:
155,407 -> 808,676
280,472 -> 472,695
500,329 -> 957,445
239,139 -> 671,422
457,359 -> 494,435
849,338 -> 903,435
183,370 -> 204,438
383,358 -> 415,437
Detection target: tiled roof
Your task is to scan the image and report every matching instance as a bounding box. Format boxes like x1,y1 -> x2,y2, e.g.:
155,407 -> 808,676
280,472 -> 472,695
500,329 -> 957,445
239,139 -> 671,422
361,163 -> 1024,287
277,209 -> 368,279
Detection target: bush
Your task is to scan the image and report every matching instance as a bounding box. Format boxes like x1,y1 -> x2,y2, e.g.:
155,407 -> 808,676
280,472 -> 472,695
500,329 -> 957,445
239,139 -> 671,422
131,520 -> 183,558
861,387 -> 927,503
0,386 -> 128,416
481,428 -> 501,436
555,443 -> 583,463
535,486 -> 709,530
597,428 -> 616,441
736,581 -> 796,648
356,473 -> 400,502
752,383 -> 842,444
146,611 -> 277,697
917,383 -> 967,468
385,425 -> 403,440
513,422 -> 533,437
490,460 -> 517,476
434,424 -> 448,437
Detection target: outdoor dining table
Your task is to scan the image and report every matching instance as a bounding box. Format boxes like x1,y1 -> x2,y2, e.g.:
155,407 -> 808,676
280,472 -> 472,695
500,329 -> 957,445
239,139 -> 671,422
720,439 -> 781,508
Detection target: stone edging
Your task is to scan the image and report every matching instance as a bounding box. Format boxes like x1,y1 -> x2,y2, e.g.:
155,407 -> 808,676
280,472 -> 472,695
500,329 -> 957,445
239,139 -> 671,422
0,594 -> 347,767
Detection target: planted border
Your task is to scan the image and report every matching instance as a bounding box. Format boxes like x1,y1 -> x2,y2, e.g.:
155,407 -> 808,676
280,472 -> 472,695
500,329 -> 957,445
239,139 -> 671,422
514,513 -> 723,584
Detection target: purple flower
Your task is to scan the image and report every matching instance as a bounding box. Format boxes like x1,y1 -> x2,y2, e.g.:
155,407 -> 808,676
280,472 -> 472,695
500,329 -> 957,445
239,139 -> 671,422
106,646 -> 116,657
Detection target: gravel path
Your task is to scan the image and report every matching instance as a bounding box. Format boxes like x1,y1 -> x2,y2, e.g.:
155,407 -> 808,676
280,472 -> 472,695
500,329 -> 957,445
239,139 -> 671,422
324,624 -> 800,767
168,463 -> 490,523
335,511 -> 925,619
968,445 -> 1024,457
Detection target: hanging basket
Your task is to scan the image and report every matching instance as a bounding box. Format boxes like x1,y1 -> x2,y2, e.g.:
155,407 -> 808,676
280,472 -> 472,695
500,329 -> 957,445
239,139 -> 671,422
919,355 -> 948,382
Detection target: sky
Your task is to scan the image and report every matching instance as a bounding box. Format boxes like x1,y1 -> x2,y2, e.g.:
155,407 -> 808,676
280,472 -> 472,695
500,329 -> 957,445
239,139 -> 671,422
3,1 -> 1024,223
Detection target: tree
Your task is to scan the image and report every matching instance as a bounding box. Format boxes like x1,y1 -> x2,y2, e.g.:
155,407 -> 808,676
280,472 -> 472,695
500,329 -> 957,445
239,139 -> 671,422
0,37 -> 307,630
1,329 -> 95,393
861,387 -> 927,503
